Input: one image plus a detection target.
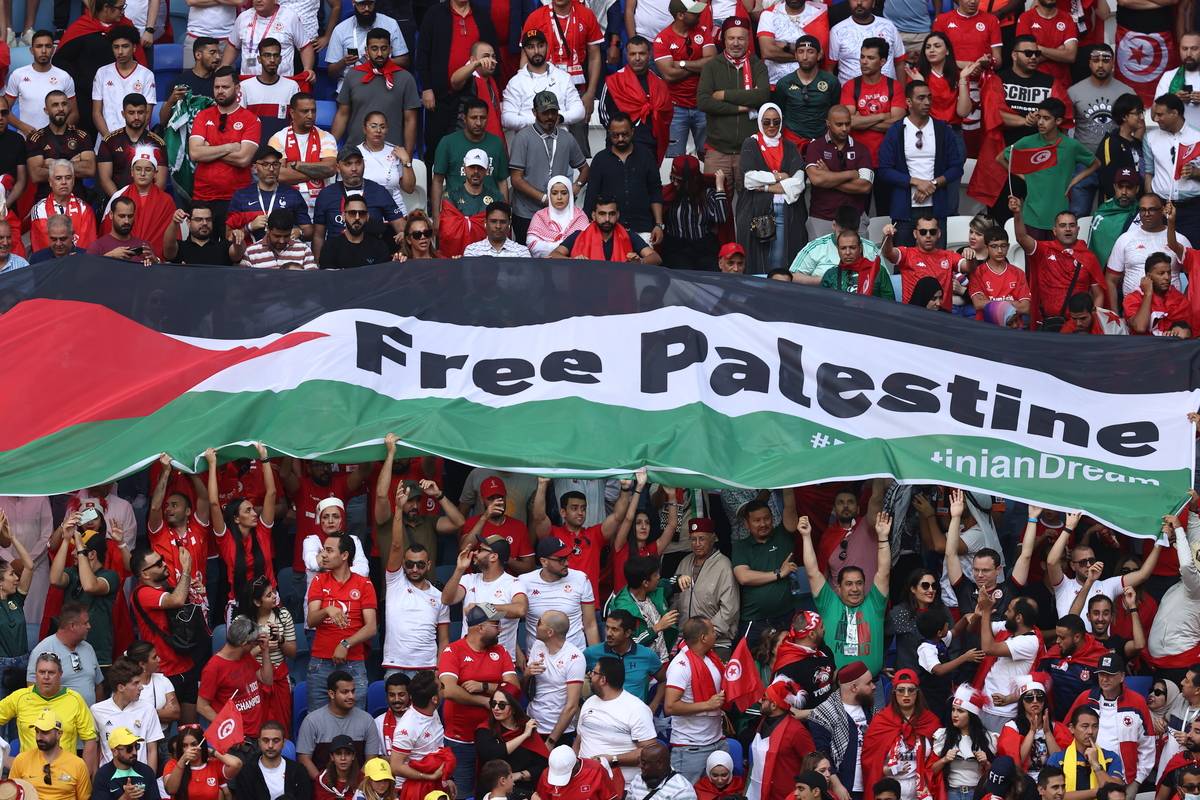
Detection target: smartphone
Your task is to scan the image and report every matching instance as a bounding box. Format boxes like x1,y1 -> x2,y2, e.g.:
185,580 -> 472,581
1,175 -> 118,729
129,246 -> 146,255
347,47 -> 359,57
1186,85 -> 1194,92
175,84 -> 188,92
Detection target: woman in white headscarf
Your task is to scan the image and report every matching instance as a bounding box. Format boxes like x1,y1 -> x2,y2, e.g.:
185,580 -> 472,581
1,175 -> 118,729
738,102 -> 807,274
526,175 -> 589,257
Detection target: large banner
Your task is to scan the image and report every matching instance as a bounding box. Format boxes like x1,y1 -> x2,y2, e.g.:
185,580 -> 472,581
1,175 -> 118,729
1,256 -> 1198,536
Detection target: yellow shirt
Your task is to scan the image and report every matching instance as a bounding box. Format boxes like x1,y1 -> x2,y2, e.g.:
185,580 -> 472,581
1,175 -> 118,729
0,687 -> 97,754
10,749 -> 92,800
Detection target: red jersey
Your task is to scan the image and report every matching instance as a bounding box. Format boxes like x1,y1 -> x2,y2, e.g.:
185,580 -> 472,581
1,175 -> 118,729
291,471 -> 351,571
217,461 -> 281,508
199,651 -> 266,736
932,10 -> 1001,61
213,520 -> 275,599
653,23 -> 714,108
162,758 -> 227,800
535,757 -> 618,800
307,571 -> 378,660
191,105 -> 260,201
436,638 -> 516,741
133,585 -> 194,676
969,261 -> 1031,304
925,70 -> 962,125
1122,287 -> 1192,335
448,6 -> 480,82
461,515 -> 532,559
1015,7 -> 1078,85
148,512 -> 209,590
551,523 -> 604,600
1027,239 -> 1104,318
523,2 -> 603,84
895,246 -> 959,310
840,75 -> 903,159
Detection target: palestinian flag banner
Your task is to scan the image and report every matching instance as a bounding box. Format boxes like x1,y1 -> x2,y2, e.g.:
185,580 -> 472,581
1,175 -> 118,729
1,256 -> 1198,536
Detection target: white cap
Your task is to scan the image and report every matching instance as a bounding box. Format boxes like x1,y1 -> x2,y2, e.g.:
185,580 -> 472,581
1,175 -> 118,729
131,145 -> 159,168
316,497 -> 345,515
1017,677 -> 1046,696
951,684 -> 983,717
546,745 -> 577,787
463,149 -> 489,169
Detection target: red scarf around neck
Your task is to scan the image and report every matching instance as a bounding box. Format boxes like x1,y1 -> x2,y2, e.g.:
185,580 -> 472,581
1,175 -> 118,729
840,256 -> 882,295
500,723 -> 550,758
569,222 -> 634,262
683,646 -> 724,702
755,132 -> 783,171
354,60 -> 403,89
605,66 -> 672,164
284,126 -> 325,194
725,52 -> 753,90
861,706 -> 944,800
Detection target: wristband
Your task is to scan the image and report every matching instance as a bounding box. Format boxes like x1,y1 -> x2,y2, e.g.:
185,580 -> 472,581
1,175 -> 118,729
775,568 -> 781,580
1027,517 -> 1038,523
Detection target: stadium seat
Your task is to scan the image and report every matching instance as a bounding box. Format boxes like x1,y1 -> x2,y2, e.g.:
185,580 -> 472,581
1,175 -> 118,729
8,736 -> 16,757
946,215 -> 972,249
293,681 -> 308,740
211,624 -> 226,654
401,158 -> 428,213
726,737 -> 743,775
283,739 -> 297,760
315,100 -> 337,130
368,679 -> 387,716
8,46 -> 33,72
154,43 -> 184,71
890,274 -> 902,300
1126,676 -> 1153,699
867,215 -> 889,244
1077,215 -> 1093,244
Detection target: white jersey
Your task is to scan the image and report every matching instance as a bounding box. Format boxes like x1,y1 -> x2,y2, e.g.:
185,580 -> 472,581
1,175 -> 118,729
981,623 -> 1040,718
383,570 -> 450,670
126,0 -> 168,41
634,0 -> 672,41
187,0 -> 236,39
526,640 -> 586,735
757,3 -> 828,85
1051,573 -> 1124,629
664,647 -> 723,746
92,63 -> 156,134
227,6 -> 310,77
390,705 -> 445,788
240,75 -> 300,121
1106,221 -> 1191,295
277,0 -> 321,45
827,15 -> 906,82
5,66 -> 75,133
456,571 -> 525,660
90,697 -> 164,766
576,691 -> 657,780
267,126 -> 338,214
517,568 -> 595,651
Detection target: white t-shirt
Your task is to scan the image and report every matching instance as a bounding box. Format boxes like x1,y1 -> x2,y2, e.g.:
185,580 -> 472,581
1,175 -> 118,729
5,66 -> 75,132
277,0 -> 321,44
903,116 -> 935,207
360,143 -> 409,213
383,570 -> 450,669
932,727 -> 998,788
982,623 -> 1041,718
664,648 -> 723,746
517,568 -> 596,651
757,4 -> 827,86
828,15 -> 905,82
845,703 -> 868,791
92,63 -> 156,134
391,705 -> 445,787
90,697 -> 165,765
240,75 -> 301,121
1052,573 -> 1124,629
1106,223 -> 1190,295
267,126 -> 339,213
126,0 -> 168,40
228,6 -> 310,77
635,0 -> 674,41
526,640 -> 586,735
188,0 -> 236,39
457,571 -> 525,660
260,759 -> 287,799
576,691 -> 657,781
138,672 -> 175,711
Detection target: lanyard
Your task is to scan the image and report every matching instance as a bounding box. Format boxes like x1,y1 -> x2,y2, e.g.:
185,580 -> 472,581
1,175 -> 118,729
550,9 -> 574,63
247,9 -> 280,56
540,130 -> 558,170
258,189 -> 277,216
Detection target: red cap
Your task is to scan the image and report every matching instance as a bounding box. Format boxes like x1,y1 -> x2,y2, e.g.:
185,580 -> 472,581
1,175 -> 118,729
893,668 -> 920,687
763,679 -> 795,708
1114,168 -> 1139,186
689,518 -> 715,533
720,15 -> 749,36
837,661 -> 869,685
718,242 -> 746,259
481,476 -> 507,500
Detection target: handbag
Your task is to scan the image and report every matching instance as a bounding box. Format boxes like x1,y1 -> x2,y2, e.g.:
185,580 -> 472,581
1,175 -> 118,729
131,584 -> 210,656
749,213 -> 776,242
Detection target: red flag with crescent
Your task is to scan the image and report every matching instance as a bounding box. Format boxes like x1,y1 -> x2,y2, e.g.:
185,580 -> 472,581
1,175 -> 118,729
1115,26 -> 1178,106
207,697 -> 244,754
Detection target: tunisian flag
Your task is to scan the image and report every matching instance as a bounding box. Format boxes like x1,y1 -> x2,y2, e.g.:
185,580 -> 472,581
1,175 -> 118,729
605,66 -> 672,164
1115,27 -> 1177,107
861,706 -> 944,800
208,697 -> 245,754
724,638 -> 765,712
1008,145 -> 1057,175
1177,142 -> 1200,180
437,199 -> 486,257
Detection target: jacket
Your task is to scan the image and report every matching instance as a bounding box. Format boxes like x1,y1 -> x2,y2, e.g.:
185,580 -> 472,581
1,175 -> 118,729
231,756 -> 313,800
605,585 -> 678,652
808,692 -> 866,790
876,117 -> 965,221
501,64 -> 586,131
671,551 -> 739,649
1065,687 -> 1156,782
1087,197 -> 1136,266
415,1 -> 499,96
697,55 -> 770,155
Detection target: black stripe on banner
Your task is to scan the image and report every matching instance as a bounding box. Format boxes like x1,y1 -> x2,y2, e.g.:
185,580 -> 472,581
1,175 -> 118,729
4,255 -> 1200,396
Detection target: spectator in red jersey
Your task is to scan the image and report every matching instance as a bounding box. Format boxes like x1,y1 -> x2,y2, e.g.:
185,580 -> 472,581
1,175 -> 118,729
438,603 -> 519,800
460,475 -> 535,574
189,66 -> 261,225
1124,253 -> 1191,336
881,217 -> 966,310
146,453 -> 209,615
306,532 -> 378,713
197,615 -> 272,737
653,0 -> 717,161
1015,0 -> 1077,86
967,226 -> 1031,316
131,546 -> 198,723
1009,197 -> 1106,324
1059,293 -> 1129,334
904,34 -> 977,124
932,0 -> 1002,66
205,445 -> 276,621
162,724 -> 244,800
537,744 -> 619,800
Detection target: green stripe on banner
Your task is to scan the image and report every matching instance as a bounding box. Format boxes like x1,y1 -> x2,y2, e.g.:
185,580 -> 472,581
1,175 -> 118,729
0,381 -> 1185,536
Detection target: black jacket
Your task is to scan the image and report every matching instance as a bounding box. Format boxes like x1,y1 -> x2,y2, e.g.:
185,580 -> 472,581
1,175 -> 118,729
231,756 -> 313,800
415,2 -> 499,96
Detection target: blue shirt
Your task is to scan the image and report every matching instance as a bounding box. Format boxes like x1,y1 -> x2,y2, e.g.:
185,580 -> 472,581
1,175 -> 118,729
1046,747 -> 1124,783
228,184 -> 312,242
0,254 -> 29,273
313,178 -> 402,238
583,642 -> 662,702
28,246 -> 82,264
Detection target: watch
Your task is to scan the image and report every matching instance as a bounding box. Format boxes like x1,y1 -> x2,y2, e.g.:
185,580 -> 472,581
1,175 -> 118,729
679,60 -> 687,69
144,26 -> 156,33
339,638 -> 351,650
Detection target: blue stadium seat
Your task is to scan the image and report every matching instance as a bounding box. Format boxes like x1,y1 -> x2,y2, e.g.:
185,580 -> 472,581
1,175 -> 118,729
368,680 -> 387,717
154,43 -> 184,71
1126,676 -> 1153,699
293,681 -> 308,740
211,624 -> 226,654
726,737 -> 743,775
315,100 -> 336,130
9,46 -> 33,72
9,736 -> 17,757
154,73 -> 181,101
282,739 -> 297,760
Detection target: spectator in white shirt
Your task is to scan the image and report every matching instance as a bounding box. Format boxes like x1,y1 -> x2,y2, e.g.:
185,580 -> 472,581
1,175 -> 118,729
628,742 -> 700,800
576,656 -> 658,781
501,29 -> 586,133
463,202 -> 533,258
517,537 -> 600,651
441,537 -> 528,661
524,611 -> 585,750
92,26 -> 156,138
222,0 -> 316,84
977,592 -> 1042,734
383,537 -> 449,676
664,616 -> 727,782
388,671 -> 446,788
90,658 -> 164,770
375,672 -> 411,756
5,31 -> 77,136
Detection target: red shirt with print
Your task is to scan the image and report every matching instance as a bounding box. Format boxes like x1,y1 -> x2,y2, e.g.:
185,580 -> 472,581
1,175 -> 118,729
1026,239 -> 1104,318
162,758 -> 227,800
839,75 -> 904,160
199,651 -> 266,736
932,10 -> 1001,61
653,23 -> 714,108
291,471 -> 351,571
535,757 -> 619,800
148,512 -> 209,590
551,523 -> 604,600
523,2 -> 603,83
969,261 -> 1031,304
307,571 -> 378,660
436,638 -> 516,741
895,246 -> 960,310
1122,287 -> 1192,335
448,6 -> 480,82
1015,7 -> 1078,85
191,106 -> 260,201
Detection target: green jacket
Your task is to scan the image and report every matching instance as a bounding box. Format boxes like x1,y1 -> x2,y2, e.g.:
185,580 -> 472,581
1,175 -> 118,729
820,261 -> 896,299
697,55 -> 770,156
605,585 -> 678,652
1088,198 -> 1136,267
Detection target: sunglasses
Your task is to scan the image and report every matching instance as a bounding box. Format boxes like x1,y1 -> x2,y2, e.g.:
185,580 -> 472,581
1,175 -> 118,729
894,686 -> 918,695
1016,49 -> 1041,57
403,560 -> 427,568
218,113 -> 228,133
143,558 -> 164,572
1151,688 -> 1167,696
408,229 -> 432,239
915,129 -> 924,150
43,764 -> 51,786
1072,557 -> 1097,566
1022,691 -> 1046,701
916,228 -> 938,236
762,118 -> 781,127
918,581 -> 936,590
489,700 -> 509,709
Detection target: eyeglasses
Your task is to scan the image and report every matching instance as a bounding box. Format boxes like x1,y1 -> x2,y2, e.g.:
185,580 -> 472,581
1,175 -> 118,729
143,558 -> 164,572
1072,557 -> 1097,566
838,538 -> 849,561
257,160 -> 282,168
1016,49 -> 1041,57
218,113 -> 228,132
39,652 -> 61,664
894,686 -> 918,695
43,764 -> 52,786
69,653 -> 81,672
403,560 -> 427,568
915,228 -> 938,236
918,581 -> 936,590
408,229 -> 432,239
489,700 -> 509,709
915,130 -> 924,149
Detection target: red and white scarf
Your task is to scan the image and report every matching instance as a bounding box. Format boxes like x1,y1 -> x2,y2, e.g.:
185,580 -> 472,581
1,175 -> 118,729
725,51 -> 753,90
284,127 -> 325,194
353,60 -> 403,90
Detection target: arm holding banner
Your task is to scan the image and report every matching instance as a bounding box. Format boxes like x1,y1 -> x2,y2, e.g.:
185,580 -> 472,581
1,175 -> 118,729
1165,513 -> 1200,597
1166,202 -> 1188,262
874,510 -> 892,595
532,477 -> 553,539
798,516 -> 825,596
1010,503 -> 1040,587
944,488 -> 968,586
1045,524 -> 1074,589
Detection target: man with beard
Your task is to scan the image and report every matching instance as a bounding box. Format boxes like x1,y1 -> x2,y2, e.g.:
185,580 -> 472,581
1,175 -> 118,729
1059,293 -> 1130,334
382,531 -> 449,676
976,591 -> 1044,733
27,215 -> 82,262
9,710 -> 92,799
628,741 -> 699,800
227,145 -> 312,243
518,537 -> 601,651
1037,614 -> 1107,720
809,662 -> 876,795
1065,653 -> 1155,794
1158,721 -> 1200,800
101,149 -> 174,259
1106,193 -> 1186,313
819,230 -> 896,297
5,30 -> 78,137
131,547 -> 197,724
551,196 -> 661,263
232,721 -> 311,800
318,194 -> 394,267
312,147 -> 404,261
1046,707 -> 1124,799
326,0 -> 408,86
165,204 -> 245,265
430,98 -> 507,227
297,673 -> 384,774
827,0 -> 906,82
600,37 -> 671,163
146,453 -> 210,608
29,160 -> 97,253
449,42 -> 505,142
458,475 -> 535,574
97,94 -> 166,199
189,67 -> 260,225
331,28 -> 420,152
269,92 -> 338,219
770,610 -> 837,710
384,479 -> 465,568
437,604 -> 519,799
584,114 -> 664,243
306,533 -> 378,712
698,18 -> 770,189
1075,592 -> 1143,660
26,88 -> 94,196
759,0 -> 835,86
239,39 -> 300,144
1068,47 -> 1132,216
1091,161 -> 1140,261
443,535 -> 528,661
1011,201 -> 1107,318
240,209 -> 316,268
375,672 -> 411,757
1155,33 -> 1200,131
501,29 -> 585,135
774,36 -> 841,144
1015,0 -> 1077,85
86,196 -> 155,263
161,37 -> 222,120
92,727 -> 160,800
